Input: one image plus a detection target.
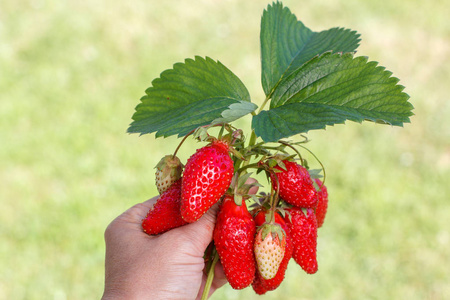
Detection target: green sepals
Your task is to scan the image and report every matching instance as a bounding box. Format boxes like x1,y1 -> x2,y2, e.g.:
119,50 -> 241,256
247,142 -> 274,157
275,159 -> 287,171
248,193 -> 261,205
249,193 -> 267,210
276,208 -> 288,219
264,211 -> 272,224
266,153 -> 296,172
282,209 -> 292,224
230,172 -> 261,206
261,1 -> 361,97
193,127 -> 210,142
155,155 -> 184,180
303,159 -> 310,170
231,129 -> 244,144
312,178 -> 320,191
260,222 -> 285,244
253,52 -> 413,142
229,146 -> 246,161
234,194 -> 244,207
250,193 -> 273,211
308,169 -> 323,179
128,56 -> 256,138
267,158 -> 279,169
238,172 -> 254,188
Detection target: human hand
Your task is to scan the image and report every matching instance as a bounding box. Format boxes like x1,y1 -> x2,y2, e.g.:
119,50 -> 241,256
101,196 -> 227,300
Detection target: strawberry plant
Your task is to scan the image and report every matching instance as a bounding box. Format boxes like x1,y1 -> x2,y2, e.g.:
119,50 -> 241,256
128,1 -> 413,298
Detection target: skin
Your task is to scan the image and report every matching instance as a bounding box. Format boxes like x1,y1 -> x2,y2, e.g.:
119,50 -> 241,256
102,196 -> 227,300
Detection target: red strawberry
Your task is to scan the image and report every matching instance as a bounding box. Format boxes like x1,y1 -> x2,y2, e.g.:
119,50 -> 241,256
314,178 -> 328,228
285,207 -> 318,274
213,195 -> 256,289
270,160 -> 318,208
141,179 -> 187,235
155,155 -> 183,194
181,139 -> 234,223
251,274 -> 269,295
252,210 -> 293,292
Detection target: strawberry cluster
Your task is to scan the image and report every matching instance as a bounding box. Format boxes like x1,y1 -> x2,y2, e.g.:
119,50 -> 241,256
141,128 -> 329,296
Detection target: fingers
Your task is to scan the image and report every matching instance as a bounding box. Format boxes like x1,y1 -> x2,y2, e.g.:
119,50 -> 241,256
128,196 -> 160,221
166,203 -> 219,253
105,196 -> 160,238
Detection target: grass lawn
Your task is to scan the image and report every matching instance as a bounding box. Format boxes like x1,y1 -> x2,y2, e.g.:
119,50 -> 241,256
1,0 -> 449,299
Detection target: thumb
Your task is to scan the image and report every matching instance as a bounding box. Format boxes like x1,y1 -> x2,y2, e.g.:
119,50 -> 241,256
175,203 -> 220,254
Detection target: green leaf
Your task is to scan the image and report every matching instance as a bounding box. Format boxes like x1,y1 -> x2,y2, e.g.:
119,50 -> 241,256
253,52 -> 413,142
128,56 -> 255,137
212,101 -> 258,125
261,2 -> 360,96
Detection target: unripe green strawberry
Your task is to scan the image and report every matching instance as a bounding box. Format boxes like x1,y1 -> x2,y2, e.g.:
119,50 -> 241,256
213,195 -> 256,289
155,155 -> 183,194
141,179 -> 187,235
270,160 -> 318,208
285,207 -> 318,274
181,139 -> 234,223
314,178 -> 328,228
252,210 -> 293,293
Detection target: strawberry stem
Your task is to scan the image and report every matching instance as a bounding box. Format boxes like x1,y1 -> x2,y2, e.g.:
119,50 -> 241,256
297,144 -> 327,185
173,124 -> 228,157
256,94 -> 271,115
278,140 -> 304,166
217,124 -> 225,140
268,173 -> 280,222
201,249 -> 219,300
248,129 -> 258,148
236,162 -> 260,174
173,128 -> 197,157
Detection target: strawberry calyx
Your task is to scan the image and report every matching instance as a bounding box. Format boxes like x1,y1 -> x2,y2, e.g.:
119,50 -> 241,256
155,155 -> 184,194
210,138 -> 230,151
155,155 -> 183,176
229,172 -> 260,206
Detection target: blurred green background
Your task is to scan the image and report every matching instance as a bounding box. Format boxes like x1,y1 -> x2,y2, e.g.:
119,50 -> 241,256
1,0 -> 449,299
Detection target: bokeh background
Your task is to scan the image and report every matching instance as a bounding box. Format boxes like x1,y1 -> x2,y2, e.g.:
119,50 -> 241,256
1,0 -> 449,299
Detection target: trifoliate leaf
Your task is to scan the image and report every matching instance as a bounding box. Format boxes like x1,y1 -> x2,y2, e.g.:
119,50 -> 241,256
128,56 -> 254,137
253,52 -> 413,142
261,2 -> 360,97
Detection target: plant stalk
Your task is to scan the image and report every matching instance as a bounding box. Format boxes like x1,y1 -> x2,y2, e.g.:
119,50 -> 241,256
257,94 -> 271,115
201,250 -> 219,300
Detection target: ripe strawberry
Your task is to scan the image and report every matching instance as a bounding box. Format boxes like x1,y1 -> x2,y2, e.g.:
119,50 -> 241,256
285,207 -> 318,274
155,155 -> 183,194
141,179 -> 187,235
270,160 -> 318,208
213,195 -> 256,289
252,210 -> 293,292
314,178 -> 328,228
181,139 -> 234,223
251,274 -> 269,295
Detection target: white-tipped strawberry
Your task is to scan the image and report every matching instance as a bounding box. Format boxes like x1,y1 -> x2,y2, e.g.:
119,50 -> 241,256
254,223 -> 286,280
155,155 -> 183,194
